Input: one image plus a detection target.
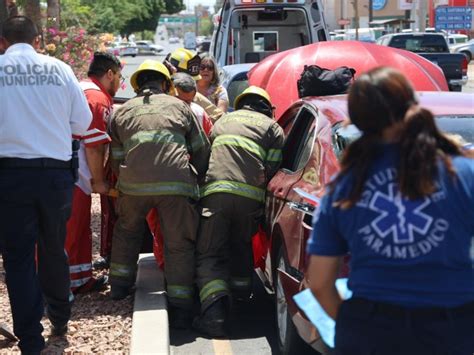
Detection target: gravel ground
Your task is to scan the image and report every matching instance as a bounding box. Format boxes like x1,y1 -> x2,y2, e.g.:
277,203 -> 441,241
0,194 -> 133,354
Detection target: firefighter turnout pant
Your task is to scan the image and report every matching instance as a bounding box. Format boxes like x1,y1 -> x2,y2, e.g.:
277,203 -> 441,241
110,194 -> 199,309
196,193 -> 262,311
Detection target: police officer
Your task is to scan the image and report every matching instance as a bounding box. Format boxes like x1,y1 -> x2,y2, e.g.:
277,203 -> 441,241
0,16 -> 92,352
108,60 -> 210,329
165,48 -> 224,122
193,86 -> 285,337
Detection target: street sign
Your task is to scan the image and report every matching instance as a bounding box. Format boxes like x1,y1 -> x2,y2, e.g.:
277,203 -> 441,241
435,6 -> 472,30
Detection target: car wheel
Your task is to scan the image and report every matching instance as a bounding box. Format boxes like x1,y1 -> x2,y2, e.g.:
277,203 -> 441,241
461,50 -> 472,62
275,245 -> 316,355
132,54 -> 136,58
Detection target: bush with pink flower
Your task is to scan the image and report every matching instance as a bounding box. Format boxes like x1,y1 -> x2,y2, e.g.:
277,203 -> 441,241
43,27 -> 111,80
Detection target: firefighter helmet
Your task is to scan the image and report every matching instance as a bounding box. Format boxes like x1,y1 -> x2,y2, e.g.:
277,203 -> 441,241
234,86 -> 272,110
168,48 -> 202,80
130,60 -> 172,92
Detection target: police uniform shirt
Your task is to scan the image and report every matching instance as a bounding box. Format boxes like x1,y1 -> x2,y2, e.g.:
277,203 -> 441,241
0,43 -> 92,161
307,143 -> 474,308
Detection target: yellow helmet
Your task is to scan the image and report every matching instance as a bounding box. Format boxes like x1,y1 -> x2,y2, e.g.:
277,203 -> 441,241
130,60 -> 172,92
168,48 -> 202,80
234,86 -> 272,110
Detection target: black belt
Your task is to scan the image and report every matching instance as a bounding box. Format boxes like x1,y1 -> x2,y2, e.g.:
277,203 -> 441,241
346,297 -> 474,321
0,158 -> 73,169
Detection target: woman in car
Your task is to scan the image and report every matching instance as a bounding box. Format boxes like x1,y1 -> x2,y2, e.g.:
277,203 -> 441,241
197,56 -> 229,113
307,67 -> 474,355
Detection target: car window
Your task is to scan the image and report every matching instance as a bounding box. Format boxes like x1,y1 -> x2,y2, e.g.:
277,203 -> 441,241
226,77 -> 249,111
331,115 -> 474,160
281,107 -> 316,172
389,35 -> 448,52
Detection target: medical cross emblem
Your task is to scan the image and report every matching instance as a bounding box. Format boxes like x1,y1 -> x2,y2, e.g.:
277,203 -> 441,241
369,184 -> 433,244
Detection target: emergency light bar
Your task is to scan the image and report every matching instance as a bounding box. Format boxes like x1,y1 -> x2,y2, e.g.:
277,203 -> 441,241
235,0 -> 305,4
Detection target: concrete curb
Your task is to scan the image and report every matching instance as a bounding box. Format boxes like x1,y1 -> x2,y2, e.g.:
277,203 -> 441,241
130,254 -> 169,355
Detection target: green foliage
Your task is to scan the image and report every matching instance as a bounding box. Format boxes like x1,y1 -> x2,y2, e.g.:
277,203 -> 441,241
60,0 -> 92,29
199,17 -> 213,37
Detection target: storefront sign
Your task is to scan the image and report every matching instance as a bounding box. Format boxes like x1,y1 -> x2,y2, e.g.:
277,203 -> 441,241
373,0 -> 387,11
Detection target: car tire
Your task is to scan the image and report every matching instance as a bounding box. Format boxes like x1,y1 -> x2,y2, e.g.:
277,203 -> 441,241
274,245 -> 317,355
461,50 -> 472,63
132,54 -> 136,58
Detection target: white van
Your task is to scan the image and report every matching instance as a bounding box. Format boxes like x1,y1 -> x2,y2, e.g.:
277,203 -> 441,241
210,0 -> 329,67
184,32 -> 197,50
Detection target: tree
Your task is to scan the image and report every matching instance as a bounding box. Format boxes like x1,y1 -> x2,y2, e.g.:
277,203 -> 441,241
47,0 -> 60,29
1,0 -> 8,24
23,0 -> 41,29
60,0 -> 92,29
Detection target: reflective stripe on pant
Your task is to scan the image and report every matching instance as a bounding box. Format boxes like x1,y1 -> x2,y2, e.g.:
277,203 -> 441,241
196,193 -> 262,310
64,186 -> 93,291
110,194 -> 198,308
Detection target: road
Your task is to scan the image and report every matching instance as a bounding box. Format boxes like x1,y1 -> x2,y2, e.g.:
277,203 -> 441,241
170,285 -> 281,355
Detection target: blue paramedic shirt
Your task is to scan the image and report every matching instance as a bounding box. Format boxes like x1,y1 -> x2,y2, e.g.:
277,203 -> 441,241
307,144 -> 474,308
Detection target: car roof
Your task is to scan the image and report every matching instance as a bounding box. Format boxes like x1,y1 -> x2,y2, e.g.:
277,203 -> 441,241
299,92 -> 474,124
221,63 -> 255,77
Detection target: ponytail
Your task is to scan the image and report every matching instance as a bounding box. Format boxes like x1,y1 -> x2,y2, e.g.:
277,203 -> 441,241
330,133 -> 379,209
398,106 -> 464,199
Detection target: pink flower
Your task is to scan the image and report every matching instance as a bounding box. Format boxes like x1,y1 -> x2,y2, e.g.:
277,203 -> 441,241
48,28 -> 58,36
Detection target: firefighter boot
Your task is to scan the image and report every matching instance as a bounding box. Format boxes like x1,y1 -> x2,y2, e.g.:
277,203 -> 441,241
169,305 -> 193,329
193,297 -> 229,338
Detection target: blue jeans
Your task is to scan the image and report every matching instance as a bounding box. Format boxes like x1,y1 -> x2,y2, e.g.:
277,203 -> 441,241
335,297 -> 474,355
0,168 -> 73,353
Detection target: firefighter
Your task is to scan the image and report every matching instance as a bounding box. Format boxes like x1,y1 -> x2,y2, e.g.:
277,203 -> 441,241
64,51 -> 121,293
165,48 -> 224,122
193,86 -> 285,336
108,60 -> 210,328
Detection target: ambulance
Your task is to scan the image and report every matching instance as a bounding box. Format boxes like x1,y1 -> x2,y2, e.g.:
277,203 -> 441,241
210,0 -> 329,67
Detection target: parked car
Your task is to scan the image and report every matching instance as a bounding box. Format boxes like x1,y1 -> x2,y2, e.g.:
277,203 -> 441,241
117,42 -> 138,57
262,92 -> 474,354
450,38 -> 474,62
248,41 -> 448,120
168,36 -> 180,44
447,33 -> 468,48
220,63 -> 255,111
376,32 -> 468,91
197,40 -> 211,56
105,42 -> 120,57
135,40 -> 164,55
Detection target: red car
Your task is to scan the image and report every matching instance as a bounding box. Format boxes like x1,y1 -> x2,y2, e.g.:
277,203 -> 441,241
259,92 -> 474,354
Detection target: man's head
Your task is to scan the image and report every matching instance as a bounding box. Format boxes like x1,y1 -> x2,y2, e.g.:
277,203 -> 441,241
234,86 -> 273,118
173,72 -> 197,104
130,60 -> 172,95
88,51 -> 122,97
167,48 -> 201,80
0,16 -> 39,49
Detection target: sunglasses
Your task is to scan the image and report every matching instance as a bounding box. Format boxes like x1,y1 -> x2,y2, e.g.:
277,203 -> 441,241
200,64 -> 214,71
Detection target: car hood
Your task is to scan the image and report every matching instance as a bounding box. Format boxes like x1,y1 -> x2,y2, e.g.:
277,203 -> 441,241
248,41 -> 449,120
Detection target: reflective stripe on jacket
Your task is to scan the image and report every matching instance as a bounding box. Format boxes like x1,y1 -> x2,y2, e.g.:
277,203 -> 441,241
109,93 -> 210,198
203,108 -> 285,201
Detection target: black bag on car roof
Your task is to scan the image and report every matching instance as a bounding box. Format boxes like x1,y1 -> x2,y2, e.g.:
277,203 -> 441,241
297,65 -> 356,98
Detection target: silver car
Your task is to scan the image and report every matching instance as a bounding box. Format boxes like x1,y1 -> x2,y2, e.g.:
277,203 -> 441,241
450,38 -> 474,62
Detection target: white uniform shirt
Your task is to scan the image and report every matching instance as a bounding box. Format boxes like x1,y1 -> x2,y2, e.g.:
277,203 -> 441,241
0,43 -> 92,161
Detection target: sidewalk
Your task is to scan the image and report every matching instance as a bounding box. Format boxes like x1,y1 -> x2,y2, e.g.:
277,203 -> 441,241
130,254 -> 169,355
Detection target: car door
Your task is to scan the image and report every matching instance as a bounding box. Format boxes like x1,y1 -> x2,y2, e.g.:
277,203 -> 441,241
265,104 -> 319,286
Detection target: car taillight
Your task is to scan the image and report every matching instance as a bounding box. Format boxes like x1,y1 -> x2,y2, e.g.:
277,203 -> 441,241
461,56 -> 468,76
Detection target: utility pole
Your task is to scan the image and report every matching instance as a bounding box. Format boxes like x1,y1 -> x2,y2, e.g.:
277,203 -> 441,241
368,0 -> 373,24
352,0 -> 359,40
418,0 -> 427,32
